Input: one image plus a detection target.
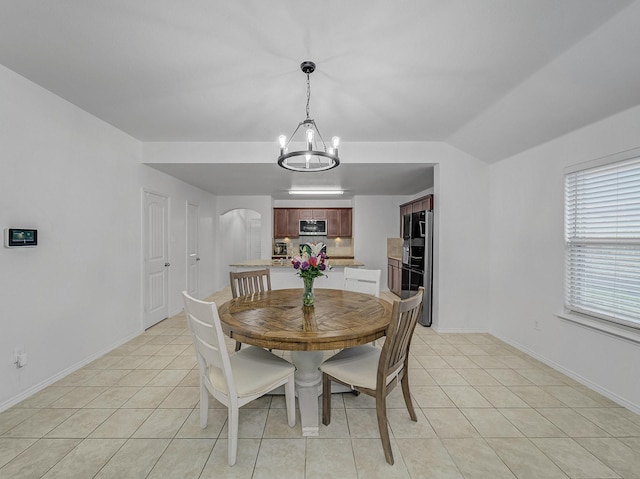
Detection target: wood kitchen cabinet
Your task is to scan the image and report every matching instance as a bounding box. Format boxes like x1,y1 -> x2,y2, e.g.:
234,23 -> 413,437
400,195 -> 433,215
326,208 -> 352,238
298,209 -> 326,219
412,196 -> 433,213
387,257 -> 402,296
273,208 -> 299,238
275,207 -> 351,238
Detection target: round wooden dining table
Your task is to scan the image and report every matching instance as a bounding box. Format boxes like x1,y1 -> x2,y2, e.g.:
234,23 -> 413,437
218,288 -> 393,436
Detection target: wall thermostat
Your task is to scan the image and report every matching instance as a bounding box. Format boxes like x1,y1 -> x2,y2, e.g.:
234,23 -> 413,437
5,228 -> 38,248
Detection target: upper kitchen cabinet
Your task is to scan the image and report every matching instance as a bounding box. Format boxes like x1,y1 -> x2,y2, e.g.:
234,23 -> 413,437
274,208 -> 299,238
326,208 -> 352,238
298,209 -> 326,219
412,195 -> 433,212
400,195 -> 433,214
274,207 -> 352,238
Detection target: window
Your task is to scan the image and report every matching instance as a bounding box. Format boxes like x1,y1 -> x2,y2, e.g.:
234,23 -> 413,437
564,150 -> 640,330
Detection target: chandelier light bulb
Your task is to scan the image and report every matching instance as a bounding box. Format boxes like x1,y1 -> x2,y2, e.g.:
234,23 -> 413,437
279,135 -> 287,149
306,129 -> 314,151
332,136 -> 340,149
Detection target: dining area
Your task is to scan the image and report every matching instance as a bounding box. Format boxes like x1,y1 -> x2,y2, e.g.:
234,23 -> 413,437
183,264 -> 424,466
0,270 -> 640,479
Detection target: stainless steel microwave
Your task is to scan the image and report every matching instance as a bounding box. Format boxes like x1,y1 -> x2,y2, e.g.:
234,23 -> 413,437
299,219 -> 327,236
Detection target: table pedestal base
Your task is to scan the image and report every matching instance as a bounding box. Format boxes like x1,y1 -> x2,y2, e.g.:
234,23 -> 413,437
290,350 -> 324,436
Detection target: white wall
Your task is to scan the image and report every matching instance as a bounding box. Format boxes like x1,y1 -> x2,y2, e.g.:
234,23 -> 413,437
431,151 -> 490,332
0,65 -> 218,410
488,104 -> 640,411
353,195 -> 410,291
0,65 -> 141,408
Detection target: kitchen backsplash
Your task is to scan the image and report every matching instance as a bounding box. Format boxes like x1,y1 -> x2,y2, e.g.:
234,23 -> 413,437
274,236 -> 354,258
387,237 -> 403,258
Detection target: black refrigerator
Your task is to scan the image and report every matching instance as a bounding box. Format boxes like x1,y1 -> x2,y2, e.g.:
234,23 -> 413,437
401,209 -> 433,326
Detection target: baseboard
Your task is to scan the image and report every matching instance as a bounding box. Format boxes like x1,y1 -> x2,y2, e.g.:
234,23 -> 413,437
0,330 -> 143,413
430,326 -> 489,334
490,331 -> 640,414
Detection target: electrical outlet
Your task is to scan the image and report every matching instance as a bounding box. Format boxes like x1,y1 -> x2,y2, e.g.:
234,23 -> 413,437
13,348 -> 27,368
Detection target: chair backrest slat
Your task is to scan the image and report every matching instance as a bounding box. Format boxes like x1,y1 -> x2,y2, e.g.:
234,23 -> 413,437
230,268 -> 272,299
343,267 -> 381,297
379,287 -> 424,383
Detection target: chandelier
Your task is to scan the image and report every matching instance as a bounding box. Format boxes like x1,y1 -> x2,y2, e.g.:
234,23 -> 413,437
278,61 -> 340,172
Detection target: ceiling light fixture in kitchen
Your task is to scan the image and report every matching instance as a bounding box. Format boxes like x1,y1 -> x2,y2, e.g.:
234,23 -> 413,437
278,61 -> 340,172
289,190 -> 344,195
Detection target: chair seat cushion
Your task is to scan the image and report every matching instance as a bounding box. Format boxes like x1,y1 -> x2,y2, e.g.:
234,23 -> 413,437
209,346 -> 295,398
320,344 -> 388,390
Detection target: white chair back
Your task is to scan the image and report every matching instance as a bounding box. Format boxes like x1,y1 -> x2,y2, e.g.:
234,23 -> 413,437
182,293 -> 238,401
343,267 -> 381,297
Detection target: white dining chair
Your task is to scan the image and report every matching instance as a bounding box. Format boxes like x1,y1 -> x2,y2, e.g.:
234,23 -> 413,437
182,291 -> 296,466
343,267 -> 382,346
320,287 -> 424,465
342,267 -> 381,297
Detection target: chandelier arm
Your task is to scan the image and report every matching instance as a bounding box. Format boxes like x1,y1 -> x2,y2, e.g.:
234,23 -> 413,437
285,121 -> 306,148
310,120 -> 328,150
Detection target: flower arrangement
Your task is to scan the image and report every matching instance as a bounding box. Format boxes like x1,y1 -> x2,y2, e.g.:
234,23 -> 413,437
291,243 -> 330,306
291,242 -> 330,279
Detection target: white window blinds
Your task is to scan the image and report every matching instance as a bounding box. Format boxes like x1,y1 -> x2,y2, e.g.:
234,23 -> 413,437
565,154 -> 640,328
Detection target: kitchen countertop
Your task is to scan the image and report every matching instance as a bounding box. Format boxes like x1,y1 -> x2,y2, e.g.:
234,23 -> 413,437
230,258 -> 365,268
388,256 -> 402,261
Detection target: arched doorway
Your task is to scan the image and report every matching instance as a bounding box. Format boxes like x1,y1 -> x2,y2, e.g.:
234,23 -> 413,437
220,208 -> 262,265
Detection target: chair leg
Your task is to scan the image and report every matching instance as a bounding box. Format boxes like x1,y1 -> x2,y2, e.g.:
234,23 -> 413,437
376,393 -> 394,465
322,373 -> 331,426
285,375 -> 296,427
400,372 -> 417,421
228,406 -> 239,466
199,382 -> 209,428
234,341 -> 242,352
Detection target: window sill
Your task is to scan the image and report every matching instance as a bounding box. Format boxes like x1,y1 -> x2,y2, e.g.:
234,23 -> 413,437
557,311 -> 640,345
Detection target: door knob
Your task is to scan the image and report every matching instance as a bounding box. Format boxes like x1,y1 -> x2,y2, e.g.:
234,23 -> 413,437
196,257 -> 200,261
164,262 -> 170,267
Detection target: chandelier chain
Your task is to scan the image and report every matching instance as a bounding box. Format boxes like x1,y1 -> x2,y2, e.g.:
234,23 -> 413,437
305,73 -> 311,120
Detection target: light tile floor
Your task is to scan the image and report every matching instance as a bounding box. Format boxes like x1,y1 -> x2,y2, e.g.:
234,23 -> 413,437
2,289 -> 640,478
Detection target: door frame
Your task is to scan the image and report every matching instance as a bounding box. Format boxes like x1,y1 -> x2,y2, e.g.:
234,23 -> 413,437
186,201 -> 200,299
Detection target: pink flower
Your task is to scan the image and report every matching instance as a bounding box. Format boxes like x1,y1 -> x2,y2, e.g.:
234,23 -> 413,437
309,256 -> 318,267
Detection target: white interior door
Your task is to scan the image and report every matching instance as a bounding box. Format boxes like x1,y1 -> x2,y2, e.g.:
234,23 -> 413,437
144,191 -> 169,329
187,202 -> 200,297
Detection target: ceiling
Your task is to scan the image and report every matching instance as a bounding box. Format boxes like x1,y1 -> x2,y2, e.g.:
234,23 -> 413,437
148,163 -> 434,199
2,0 -> 640,197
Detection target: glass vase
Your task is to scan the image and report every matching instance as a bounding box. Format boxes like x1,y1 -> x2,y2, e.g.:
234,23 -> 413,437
302,276 -> 315,307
